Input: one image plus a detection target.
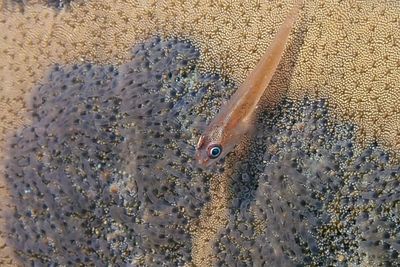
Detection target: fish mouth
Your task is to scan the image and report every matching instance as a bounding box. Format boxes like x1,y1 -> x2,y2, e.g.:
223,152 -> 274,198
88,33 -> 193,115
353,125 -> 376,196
195,152 -> 211,168
197,159 -> 210,168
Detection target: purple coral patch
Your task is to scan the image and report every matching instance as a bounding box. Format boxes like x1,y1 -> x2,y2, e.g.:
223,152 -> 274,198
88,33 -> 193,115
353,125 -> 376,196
4,36 -> 235,265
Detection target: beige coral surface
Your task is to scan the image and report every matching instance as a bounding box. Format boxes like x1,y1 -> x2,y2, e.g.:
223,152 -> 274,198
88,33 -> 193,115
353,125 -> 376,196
0,0 -> 399,265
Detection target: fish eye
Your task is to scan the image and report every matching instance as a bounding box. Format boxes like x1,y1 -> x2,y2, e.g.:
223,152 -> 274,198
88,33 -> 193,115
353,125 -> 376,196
207,144 -> 222,159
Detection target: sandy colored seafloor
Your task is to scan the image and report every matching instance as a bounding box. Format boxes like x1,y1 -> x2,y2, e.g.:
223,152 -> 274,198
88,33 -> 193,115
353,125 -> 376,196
0,0 -> 399,265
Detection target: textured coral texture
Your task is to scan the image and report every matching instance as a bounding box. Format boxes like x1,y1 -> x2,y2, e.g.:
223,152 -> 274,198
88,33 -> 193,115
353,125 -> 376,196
3,0 -> 73,10
0,0 -> 399,265
213,98 -> 400,266
5,37 -> 235,265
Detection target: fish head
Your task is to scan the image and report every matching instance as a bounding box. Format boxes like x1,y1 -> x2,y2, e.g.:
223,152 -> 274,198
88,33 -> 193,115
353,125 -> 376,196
195,125 -> 236,167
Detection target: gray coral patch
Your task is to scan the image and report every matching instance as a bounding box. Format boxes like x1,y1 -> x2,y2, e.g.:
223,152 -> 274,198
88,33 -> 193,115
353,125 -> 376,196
3,0 -> 74,11
6,34 -> 400,266
4,36 -> 235,266
215,98 -> 400,266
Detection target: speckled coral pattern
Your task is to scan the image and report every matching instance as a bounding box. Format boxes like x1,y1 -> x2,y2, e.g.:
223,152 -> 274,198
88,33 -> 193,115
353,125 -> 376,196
1,1 -> 399,152
215,98 -> 400,266
3,0 -> 73,10
4,37 -> 235,265
1,0 -> 400,265
4,36 -> 400,266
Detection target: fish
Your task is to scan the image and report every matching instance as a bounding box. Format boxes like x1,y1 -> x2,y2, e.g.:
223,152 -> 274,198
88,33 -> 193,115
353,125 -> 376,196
195,0 -> 303,167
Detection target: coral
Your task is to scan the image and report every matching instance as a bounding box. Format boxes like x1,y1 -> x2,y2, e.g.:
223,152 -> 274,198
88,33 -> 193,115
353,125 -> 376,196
1,0 -> 399,152
3,0 -> 73,11
1,0 -> 400,265
214,98 -> 400,266
4,36 -> 235,265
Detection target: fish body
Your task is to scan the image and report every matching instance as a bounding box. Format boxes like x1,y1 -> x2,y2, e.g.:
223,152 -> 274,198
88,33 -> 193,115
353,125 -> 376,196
195,1 -> 303,167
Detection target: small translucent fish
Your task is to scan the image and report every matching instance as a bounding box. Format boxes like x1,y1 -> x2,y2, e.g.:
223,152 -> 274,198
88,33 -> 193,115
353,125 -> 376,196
195,0 -> 303,167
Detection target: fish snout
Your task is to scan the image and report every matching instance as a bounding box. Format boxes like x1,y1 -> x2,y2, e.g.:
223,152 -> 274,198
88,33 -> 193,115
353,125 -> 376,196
195,150 -> 211,167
